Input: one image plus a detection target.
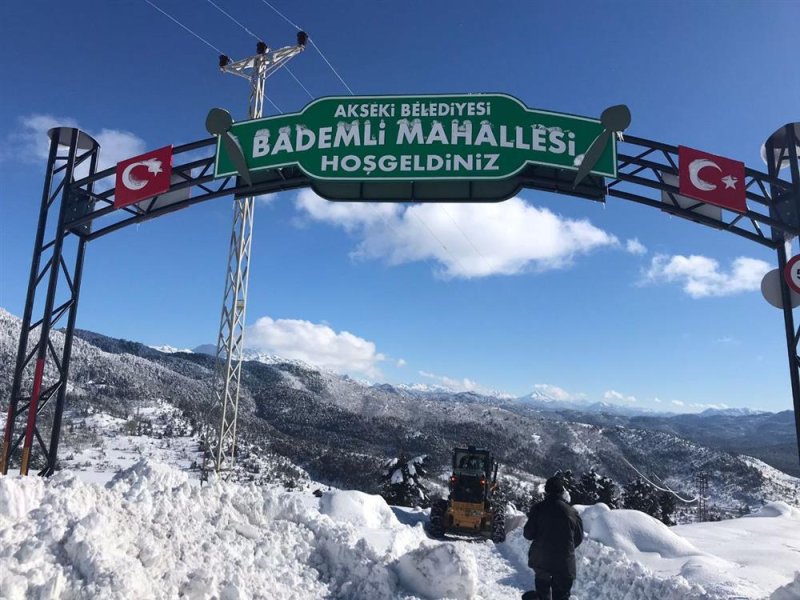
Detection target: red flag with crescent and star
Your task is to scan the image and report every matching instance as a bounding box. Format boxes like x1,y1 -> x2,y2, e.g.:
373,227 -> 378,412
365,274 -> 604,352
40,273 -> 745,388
114,145 -> 173,209
678,146 -> 746,213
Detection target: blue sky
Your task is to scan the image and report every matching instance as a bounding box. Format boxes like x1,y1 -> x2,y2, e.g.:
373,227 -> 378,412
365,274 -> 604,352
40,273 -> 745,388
1,1 -> 798,413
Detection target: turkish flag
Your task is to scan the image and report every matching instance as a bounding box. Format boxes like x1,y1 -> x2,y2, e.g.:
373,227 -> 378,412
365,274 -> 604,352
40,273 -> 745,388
114,145 -> 173,209
679,146 -> 746,213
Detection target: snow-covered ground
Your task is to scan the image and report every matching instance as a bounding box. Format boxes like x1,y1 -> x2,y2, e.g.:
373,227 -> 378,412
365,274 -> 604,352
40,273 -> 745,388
56,404 -> 202,486
1,458 -> 799,599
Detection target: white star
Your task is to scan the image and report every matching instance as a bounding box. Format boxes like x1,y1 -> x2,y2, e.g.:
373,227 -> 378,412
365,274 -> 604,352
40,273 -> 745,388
721,175 -> 738,189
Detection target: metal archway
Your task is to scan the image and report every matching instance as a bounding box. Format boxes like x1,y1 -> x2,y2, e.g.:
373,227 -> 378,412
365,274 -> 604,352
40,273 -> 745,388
2,121 -> 799,476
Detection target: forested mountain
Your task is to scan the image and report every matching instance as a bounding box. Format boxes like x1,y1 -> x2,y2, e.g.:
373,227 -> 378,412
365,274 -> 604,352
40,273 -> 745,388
1,307 -> 798,516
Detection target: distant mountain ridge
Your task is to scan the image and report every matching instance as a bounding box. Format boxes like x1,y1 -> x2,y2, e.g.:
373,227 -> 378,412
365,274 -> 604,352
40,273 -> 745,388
0,307 -> 798,514
151,330 -> 772,421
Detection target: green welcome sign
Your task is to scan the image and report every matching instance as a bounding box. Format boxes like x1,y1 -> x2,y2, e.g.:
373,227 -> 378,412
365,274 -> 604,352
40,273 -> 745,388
214,94 -> 617,182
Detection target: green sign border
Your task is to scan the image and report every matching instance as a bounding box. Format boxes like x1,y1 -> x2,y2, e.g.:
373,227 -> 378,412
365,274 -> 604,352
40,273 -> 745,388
214,93 -> 617,182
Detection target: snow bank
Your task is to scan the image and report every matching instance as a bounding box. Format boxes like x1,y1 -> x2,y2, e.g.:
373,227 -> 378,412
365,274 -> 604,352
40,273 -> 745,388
579,503 -> 702,558
744,500 -> 800,519
0,461 -> 330,599
3,461 -> 799,600
671,500 -> 800,597
0,460 -> 483,600
577,501 -> 800,599
319,489 -> 399,529
394,543 -> 478,599
1,461 -> 407,599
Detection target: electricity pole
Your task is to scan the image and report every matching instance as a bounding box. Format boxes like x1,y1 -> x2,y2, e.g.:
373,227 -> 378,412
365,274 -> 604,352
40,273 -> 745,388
695,472 -> 708,522
211,32 -> 307,474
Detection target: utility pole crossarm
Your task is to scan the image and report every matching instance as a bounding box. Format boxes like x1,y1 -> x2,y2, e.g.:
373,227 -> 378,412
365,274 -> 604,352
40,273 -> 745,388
220,43 -> 306,81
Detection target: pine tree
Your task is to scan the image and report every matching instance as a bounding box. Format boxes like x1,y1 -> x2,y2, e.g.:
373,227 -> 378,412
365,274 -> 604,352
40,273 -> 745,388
380,453 -> 431,508
572,469 -> 619,508
621,477 -> 660,518
596,472 -> 620,509
658,491 -> 677,525
570,470 -> 595,505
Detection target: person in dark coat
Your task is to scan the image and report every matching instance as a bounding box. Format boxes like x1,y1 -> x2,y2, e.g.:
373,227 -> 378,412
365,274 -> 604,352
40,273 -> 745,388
522,476 -> 584,600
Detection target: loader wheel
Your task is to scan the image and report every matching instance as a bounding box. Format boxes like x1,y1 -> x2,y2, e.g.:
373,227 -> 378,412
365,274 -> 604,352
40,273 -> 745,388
491,505 -> 506,543
429,498 -> 448,538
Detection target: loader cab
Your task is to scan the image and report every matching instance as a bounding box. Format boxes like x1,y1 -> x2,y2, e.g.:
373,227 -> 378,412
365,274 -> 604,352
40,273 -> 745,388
450,446 -> 495,503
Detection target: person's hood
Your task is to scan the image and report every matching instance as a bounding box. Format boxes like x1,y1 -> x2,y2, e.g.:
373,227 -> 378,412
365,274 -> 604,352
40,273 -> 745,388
546,489 -> 571,504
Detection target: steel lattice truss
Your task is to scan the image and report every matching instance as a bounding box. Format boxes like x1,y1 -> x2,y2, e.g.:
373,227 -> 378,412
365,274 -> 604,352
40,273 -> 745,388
2,123 -> 799,476
1,129 -> 99,475
210,41 -> 304,474
61,135 -> 800,246
612,135 -> 799,248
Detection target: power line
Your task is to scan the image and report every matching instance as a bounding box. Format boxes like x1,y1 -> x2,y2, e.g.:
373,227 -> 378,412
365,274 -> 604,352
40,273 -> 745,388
204,0 -> 315,103
258,0 -> 303,31
622,457 -> 698,504
143,0 -> 225,55
241,0 -> 441,263
285,67 -> 314,100
205,0 -> 261,41
410,210 -> 468,276
146,0 -> 459,279
308,38 -> 355,95
258,0 -> 355,95
266,97 -> 282,113
442,206 -> 486,262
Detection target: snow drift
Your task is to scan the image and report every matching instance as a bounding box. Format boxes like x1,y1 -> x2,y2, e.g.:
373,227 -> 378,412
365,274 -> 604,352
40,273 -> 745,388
0,461 -> 473,600
1,460 -> 799,599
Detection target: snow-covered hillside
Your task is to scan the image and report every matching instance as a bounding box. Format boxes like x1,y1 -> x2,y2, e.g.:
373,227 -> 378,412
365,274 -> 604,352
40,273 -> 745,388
3,306 -> 800,598
1,306 -> 799,517
1,460 -> 799,599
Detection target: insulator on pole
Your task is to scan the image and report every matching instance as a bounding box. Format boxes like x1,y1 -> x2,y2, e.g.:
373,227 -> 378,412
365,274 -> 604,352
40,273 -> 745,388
219,55 -> 230,69
297,31 -> 308,46
256,41 -> 268,55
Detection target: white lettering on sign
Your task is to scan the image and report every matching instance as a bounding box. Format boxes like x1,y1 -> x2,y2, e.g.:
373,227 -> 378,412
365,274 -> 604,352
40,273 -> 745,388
318,153 -> 501,175
253,129 -> 270,157
252,119 -> 579,159
399,101 -> 491,118
334,103 -> 396,118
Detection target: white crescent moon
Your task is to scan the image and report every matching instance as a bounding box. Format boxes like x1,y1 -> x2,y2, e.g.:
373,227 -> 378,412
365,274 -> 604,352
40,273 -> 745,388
688,158 -> 721,192
121,162 -> 149,191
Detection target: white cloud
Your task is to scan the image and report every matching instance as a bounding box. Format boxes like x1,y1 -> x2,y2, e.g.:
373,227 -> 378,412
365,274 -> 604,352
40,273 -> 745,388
5,114 -> 78,162
533,383 -> 586,402
672,400 -> 685,407
625,238 -> 647,255
644,254 -> 770,298
245,316 -> 385,378
603,389 -> 637,403
689,402 -> 729,410
255,193 -> 278,205
653,397 -> 662,403
419,370 -> 498,395
396,358 -> 407,367
295,190 -> 619,279
295,189 -> 400,231
6,114 -> 146,174
93,129 -> 147,171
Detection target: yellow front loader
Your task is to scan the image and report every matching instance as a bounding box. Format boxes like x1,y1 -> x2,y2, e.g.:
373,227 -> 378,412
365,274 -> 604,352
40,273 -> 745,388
429,446 -> 506,543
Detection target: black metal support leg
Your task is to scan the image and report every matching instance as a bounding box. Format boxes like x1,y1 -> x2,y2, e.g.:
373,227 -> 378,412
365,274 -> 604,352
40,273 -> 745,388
767,124 -> 800,467
0,127 -> 99,476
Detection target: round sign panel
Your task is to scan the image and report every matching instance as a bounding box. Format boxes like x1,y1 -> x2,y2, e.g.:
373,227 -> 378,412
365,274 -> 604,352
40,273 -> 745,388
785,255 -> 800,295
761,268 -> 800,309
